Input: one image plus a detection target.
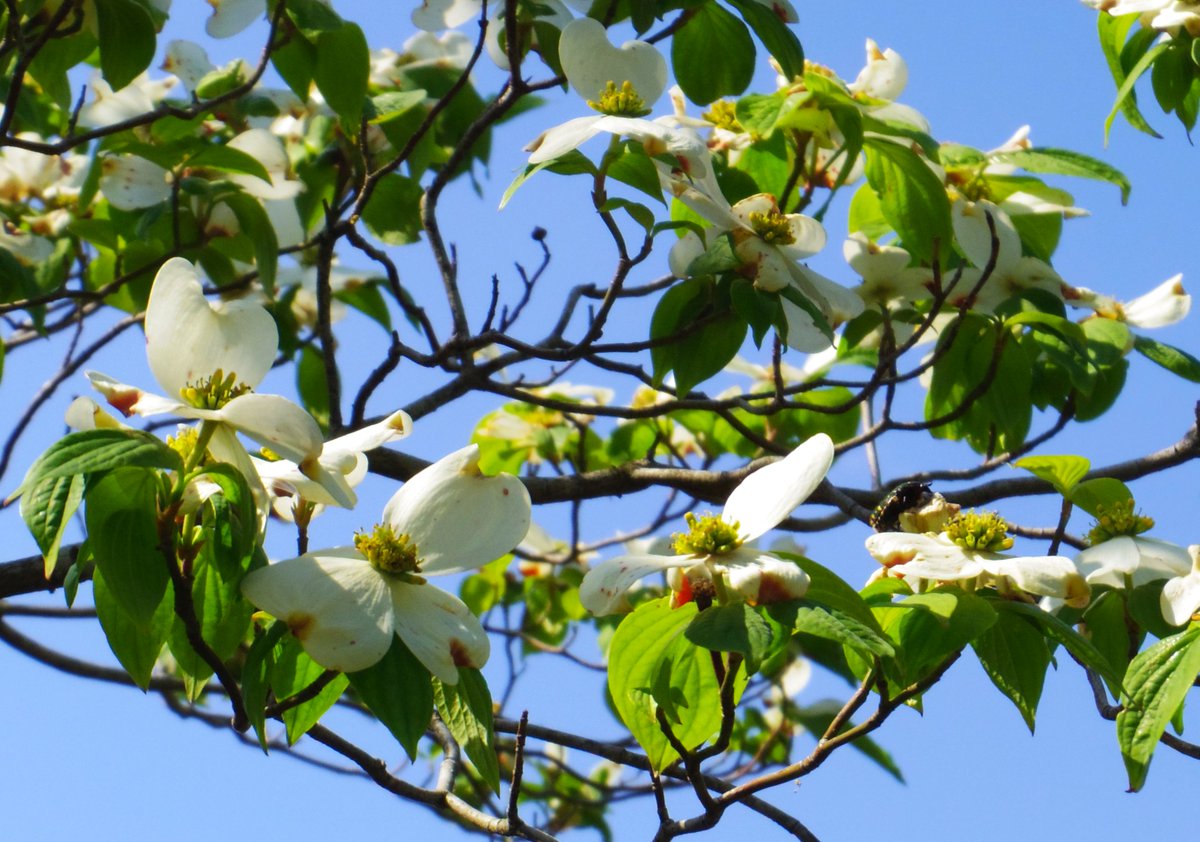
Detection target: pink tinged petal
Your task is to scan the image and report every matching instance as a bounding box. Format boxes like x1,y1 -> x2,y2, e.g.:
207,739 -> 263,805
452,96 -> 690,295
383,444 -> 532,576
86,370 -> 187,417
240,549 -> 395,673
216,393 -> 324,464
1122,274 -> 1190,328
144,258 -> 278,394
579,553 -> 697,616
866,532 -> 983,580
951,199 -> 1020,273
558,18 -> 667,106
206,0 -> 266,38
719,550 -> 810,604
389,580 -> 490,684
99,155 -> 171,210
723,433 -> 834,543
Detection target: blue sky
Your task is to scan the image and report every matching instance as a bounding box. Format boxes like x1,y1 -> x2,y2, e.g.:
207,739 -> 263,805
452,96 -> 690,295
2,2 -> 1198,840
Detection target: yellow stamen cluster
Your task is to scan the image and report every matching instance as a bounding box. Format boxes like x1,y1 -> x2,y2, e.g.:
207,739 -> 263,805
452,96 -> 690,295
944,510 -> 1013,552
179,369 -> 251,410
748,209 -> 795,245
1086,499 -> 1155,545
588,80 -> 650,117
166,427 -> 202,464
355,524 -> 423,579
672,512 -> 741,556
702,100 -> 743,133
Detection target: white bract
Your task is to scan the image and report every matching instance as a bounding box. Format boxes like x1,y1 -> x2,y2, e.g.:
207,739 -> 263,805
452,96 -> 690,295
866,512 -> 1090,606
1066,274 -> 1190,329
1075,534 -> 1192,588
241,445 -> 532,680
1085,0 -> 1200,34
578,434 -> 835,616
84,258 -> 346,505
1161,545 -> 1200,626
524,18 -> 669,166
844,232 -> 932,309
948,198 -> 1064,312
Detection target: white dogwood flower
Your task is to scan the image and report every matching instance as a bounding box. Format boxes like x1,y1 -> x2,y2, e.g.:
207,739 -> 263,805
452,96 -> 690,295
867,510 -> 1090,606
579,434 -> 835,615
524,18 -> 669,165
241,444 -> 532,679
1066,274 -> 1190,329
85,258 -> 346,505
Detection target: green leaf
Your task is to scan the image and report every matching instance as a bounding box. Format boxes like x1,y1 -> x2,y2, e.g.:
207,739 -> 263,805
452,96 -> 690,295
1097,13 -> 1161,139
649,277 -> 745,395
187,145 -> 273,186
21,472 -> 84,578
863,137 -> 952,264
272,636 -> 349,744
499,150 -> 597,209
889,588 -> 997,684
362,174 -> 424,245
793,605 -> 895,658
685,602 -> 774,673
1118,626 -> 1200,791
223,192 -> 280,295
85,467 -> 170,627
1014,454 -> 1091,497
1082,590 -> 1138,697
1003,311 -> 1088,354
725,0 -> 804,80
348,636 -> 433,760
93,0 -> 156,92
1069,477 -> 1133,518
314,23 -> 370,130
242,621 -> 288,751
1106,39 -> 1171,144
989,148 -> 1131,205
971,607 -> 1051,732
93,565 -> 173,690
1133,335 -> 1200,382
192,463 -> 258,565
673,3 -> 756,105
271,33 -> 317,100
606,141 -> 665,205
608,598 -> 722,771
296,345 -> 331,431
774,553 -> 887,635
17,429 -> 180,491
434,669 -> 500,792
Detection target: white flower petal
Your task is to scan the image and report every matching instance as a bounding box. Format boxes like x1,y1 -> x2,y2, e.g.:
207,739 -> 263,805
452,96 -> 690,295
412,0 -> 481,31
207,423 -> 270,534
389,581 -> 490,684
579,553 -> 696,616
719,549 -> 810,604
383,444 -> 531,576
162,40 -> 214,93
217,393 -> 324,464
206,0 -> 266,38
144,258 -> 278,395
526,115 -> 606,165
1161,547 -> 1200,626
669,231 -> 706,278
241,549 -> 395,672
723,433 -> 834,543
951,198 -> 1020,272
789,263 -> 867,323
227,129 -> 302,199
849,40 -> 907,101
331,410 -> 414,453
866,532 -> 984,580
780,299 -> 835,352
1122,274 -> 1190,329
99,156 -> 172,210
984,553 -> 1086,602
86,371 -> 188,417
558,18 -> 667,106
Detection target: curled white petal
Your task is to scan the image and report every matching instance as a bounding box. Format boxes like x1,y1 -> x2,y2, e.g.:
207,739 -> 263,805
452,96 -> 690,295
723,434 -> 834,544
579,553 -> 696,616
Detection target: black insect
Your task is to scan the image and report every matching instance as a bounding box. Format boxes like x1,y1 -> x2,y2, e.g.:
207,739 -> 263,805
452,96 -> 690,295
870,481 -> 935,533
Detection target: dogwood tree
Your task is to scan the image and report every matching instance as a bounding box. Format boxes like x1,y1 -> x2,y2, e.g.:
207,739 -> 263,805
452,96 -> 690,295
1,1 -> 1199,839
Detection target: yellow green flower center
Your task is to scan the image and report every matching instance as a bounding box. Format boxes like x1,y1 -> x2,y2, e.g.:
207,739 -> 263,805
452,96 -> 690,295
355,524 -> 424,580
166,426 -> 202,463
1086,499 -> 1154,545
944,510 -> 1013,552
748,210 -> 795,245
702,100 -> 743,133
589,80 -> 651,117
179,369 -> 251,410
672,512 -> 742,556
